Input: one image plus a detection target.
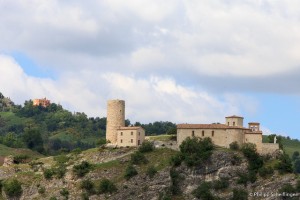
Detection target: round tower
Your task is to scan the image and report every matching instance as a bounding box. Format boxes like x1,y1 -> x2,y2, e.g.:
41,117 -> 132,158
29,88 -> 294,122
106,99 -> 125,144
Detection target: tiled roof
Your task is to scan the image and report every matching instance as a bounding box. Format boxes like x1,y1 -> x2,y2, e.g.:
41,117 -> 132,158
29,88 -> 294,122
225,115 -> 244,119
177,124 -> 251,130
117,126 -> 143,130
177,124 -> 229,129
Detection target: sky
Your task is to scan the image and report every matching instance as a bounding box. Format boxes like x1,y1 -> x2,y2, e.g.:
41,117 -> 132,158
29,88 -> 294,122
0,0 -> 300,139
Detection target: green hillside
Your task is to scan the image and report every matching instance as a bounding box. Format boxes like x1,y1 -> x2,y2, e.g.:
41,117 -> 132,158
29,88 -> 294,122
263,135 -> 300,157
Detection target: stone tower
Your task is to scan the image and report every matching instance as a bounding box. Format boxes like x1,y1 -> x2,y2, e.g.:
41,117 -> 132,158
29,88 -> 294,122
106,99 -> 125,144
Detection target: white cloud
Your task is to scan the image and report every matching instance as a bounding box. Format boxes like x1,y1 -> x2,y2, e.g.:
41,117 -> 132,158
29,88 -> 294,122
0,55 -> 255,124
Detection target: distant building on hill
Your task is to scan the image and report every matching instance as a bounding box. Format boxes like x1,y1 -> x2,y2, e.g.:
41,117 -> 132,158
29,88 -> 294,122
177,115 -> 279,155
106,99 -> 145,147
33,98 -> 51,107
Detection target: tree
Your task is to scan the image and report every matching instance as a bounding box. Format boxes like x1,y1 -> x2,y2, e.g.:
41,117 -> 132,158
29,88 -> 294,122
275,153 -> 293,174
294,159 -> 300,174
179,137 -> 214,167
22,128 -> 44,153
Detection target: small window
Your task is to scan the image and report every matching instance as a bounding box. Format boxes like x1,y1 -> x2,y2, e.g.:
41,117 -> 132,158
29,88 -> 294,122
228,122 -> 230,125
138,140 -> 140,145
121,132 -> 123,136
202,131 -> 204,137
131,132 -> 133,135
233,122 -> 236,126
192,130 -> 195,137
121,139 -> 123,143
212,131 -> 214,137
131,139 -> 133,143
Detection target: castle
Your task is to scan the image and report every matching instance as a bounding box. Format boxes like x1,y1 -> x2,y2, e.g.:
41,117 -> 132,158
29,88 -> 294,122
106,99 -> 145,147
33,98 -> 51,107
177,115 -> 279,154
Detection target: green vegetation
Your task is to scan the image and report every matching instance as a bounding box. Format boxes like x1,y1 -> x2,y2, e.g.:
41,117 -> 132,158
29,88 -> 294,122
146,165 -> 158,178
60,188 -> 69,199
241,143 -> 263,172
231,188 -> 248,200
97,179 -> 117,194
212,178 -> 229,190
229,141 -> 239,150
175,137 -> 214,167
131,151 -> 148,165
3,179 -> 23,198
275,153 -> 293,174
80,179 -> 95,195
193,182 -> 218,200
258,166 -> 274,178
138,141 -> 155,153
169,168 -> 183,195
73,161 -> 93,177
124,165 -> 138,180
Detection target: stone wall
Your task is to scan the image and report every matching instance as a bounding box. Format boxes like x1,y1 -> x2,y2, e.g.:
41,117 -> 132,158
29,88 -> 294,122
261,143 -> 280,155
106,100 -> 125,144
177,128 -> 245,148
244,133 -> 263,153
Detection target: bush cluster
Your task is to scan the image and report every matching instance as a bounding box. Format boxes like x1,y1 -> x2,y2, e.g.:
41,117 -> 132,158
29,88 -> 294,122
138,141 -> 155,153
98,178 -> 117,194
258,166 -> 274,178
275,153 -> 293,174
173,137 -> 214,167
146,165 -> 158,178
229,141 -> 239,150
131,151 -> 148,165
231,188 -> 248,200
73,161 -> 93,177
241,143 -> 263,171
3,179 -> 23,198
193,182 -> 218,200
124,165 -> 138,180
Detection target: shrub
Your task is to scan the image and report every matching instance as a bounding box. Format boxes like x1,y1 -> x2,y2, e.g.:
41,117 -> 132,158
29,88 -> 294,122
294,159 -> 300,174
124,165 -> 138,180
275,153 -> 293,174
131,151 -> 148,165
146,165 -> 158,178
55,166 -> 67,179
278,183 -> 297,199
241,143 -> 263,171
138,141 -> 155,153
258,166 -> 274,178
71,148 -> 82,155
193,182 -> 217,200
54,155 -> 70,165
50,197 -> 58,200
44,168 -> 54,180
231,188 -> 248,200
97,179 -> 117,194
231,154 -> 242,166
3,179 -> 23,198
81,192 -> 89,200
170,153 -> 183,167
236,172 -> 249,186
80,179 -> 95,195
229,141 -> 239,150
38,186 -> 46,194
292,151 -> 300,161
212,178 -> 229,190
179,137 -> 214,167
73,161 -> 93,177
296,180 -> 300,192
60,188 -> 69,199
169,168 -> 182,195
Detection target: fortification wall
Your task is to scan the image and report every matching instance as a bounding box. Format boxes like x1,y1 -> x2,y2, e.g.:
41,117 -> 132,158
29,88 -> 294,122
177,128 -> 247,149
261,143 -> 280,155
106,100 -> 125,144
244,133 -> 263,153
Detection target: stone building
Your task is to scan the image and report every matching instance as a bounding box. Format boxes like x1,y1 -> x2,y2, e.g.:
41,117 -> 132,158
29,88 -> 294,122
33,98 -> 51,107
106,99 -> 145,147
177,115 -> 279,154
117,127 -> 145,147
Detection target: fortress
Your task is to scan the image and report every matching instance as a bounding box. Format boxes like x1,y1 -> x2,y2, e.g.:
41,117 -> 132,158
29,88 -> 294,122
33,98 -> 51,107
106,99 -> 145,147
177,115 -> 279,154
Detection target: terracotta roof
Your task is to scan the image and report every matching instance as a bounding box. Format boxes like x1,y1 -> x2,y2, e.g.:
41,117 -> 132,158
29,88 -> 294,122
177,124 -> 228,129
177,124 -> 251,130
117,126 -> 143,130
225,115 -> 244,119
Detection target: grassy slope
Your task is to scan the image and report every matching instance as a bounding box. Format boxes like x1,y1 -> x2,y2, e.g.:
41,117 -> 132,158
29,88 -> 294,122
0,143 -> 43,158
